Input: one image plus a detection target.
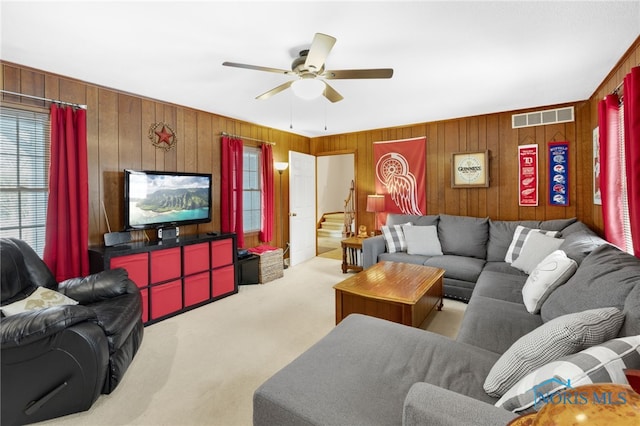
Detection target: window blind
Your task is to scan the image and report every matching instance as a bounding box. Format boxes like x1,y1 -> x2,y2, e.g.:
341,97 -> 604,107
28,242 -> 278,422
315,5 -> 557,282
0,106 -> 50,256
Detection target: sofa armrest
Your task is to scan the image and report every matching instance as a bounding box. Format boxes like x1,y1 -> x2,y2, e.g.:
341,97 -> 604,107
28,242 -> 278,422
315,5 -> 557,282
362,235 -> 386,269
59,268 -> 139,304
403,382 -> 517,426
1,305 -> 97,348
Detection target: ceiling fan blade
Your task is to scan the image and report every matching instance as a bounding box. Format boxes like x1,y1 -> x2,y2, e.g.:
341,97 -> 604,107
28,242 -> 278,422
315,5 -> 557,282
256,80 -> 294,100
322,68 -> 394,79
323,82 -> 344,103
304,33 -> 337,72
223,61 -> 291,75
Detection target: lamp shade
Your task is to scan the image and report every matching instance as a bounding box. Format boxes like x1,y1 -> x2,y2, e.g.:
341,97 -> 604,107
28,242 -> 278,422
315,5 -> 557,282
291,78 -> 325,100
366,195 -> 385,213
274,162 -> 288,171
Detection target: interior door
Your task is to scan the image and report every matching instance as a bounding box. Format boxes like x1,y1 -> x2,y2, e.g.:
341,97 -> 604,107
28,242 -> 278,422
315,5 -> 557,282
288,151 -> 317,267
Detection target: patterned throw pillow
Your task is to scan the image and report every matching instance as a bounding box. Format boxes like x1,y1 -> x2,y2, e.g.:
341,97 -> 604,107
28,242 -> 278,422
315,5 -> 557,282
496,335 -> 640,413
483,307 -> 625,397
522,250 -> 577,314
381,223 -> 411,253
1,286 -> 78,316
511,232 -> 565,274
504,225 -> 559,264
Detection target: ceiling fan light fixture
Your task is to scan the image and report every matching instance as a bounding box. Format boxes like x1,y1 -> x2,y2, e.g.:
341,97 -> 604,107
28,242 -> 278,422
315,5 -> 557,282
291,78 -> 325,100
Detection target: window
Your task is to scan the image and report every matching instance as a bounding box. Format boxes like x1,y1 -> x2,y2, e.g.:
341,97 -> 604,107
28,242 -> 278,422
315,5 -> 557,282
243,147 -> 262,232
0,107 -> 50,257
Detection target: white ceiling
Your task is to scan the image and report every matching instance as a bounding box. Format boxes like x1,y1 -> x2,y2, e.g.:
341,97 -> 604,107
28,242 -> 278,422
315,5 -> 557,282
1,1 -> 639,137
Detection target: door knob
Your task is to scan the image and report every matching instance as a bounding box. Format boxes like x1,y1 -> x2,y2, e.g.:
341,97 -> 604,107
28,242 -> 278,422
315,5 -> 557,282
289,212 -> 297,217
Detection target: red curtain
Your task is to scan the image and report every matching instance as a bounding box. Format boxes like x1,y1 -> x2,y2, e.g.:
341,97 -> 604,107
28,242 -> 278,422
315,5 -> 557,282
43,104 -> 89,281
623,66 -> 640,257
259,144 -> 274,242
220,136 -> 244,248
598,94 -> 626,250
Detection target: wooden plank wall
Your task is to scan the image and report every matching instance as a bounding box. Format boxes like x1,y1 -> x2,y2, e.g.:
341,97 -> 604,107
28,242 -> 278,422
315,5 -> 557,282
312,36 -> 640,237
0,61 -> 309,249
311,106 -> 582,233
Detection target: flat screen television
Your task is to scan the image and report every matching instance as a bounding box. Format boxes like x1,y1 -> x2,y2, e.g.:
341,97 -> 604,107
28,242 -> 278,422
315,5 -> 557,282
124,169 -> 212,230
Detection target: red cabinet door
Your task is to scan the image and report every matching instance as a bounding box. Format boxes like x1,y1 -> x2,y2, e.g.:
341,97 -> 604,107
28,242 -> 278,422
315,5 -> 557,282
211,239 -> 233,268
183,242 -> 210,275
150,247 -> 181,283
184,271 -> 210,306
150,280 -> 182,319
212,265 -> 235,297
110,253 -> 149,288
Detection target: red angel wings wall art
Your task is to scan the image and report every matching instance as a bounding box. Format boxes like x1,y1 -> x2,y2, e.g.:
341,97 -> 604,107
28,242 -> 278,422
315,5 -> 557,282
373,137 -> 426,217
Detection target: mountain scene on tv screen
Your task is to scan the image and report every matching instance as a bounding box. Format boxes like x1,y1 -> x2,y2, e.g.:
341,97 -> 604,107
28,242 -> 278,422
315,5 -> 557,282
136,188 -> 209,213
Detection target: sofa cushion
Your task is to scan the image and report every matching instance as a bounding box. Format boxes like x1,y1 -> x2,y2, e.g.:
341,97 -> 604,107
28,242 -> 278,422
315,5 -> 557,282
486,219 -> 576,263
521,250 -> 577,314
402,225 -> 443,256
511,232 -> 564,274
558,229 -> 607,265
483,307 -> 625,397
253,314 -> 500,426
378,251 -> 429,266
424,255 -> 485,283
495,335 -> 640,413
473,270 -> 528,304
381,223 -> 411,253
540,243 -> 640,333
437,214 -> 489,259
386,213 -> 439,227
1,286 -> 78,316
456,296 -> 543,354
504,226 -> 559,264
486,220 -> 540,262
538,217 -> 578,233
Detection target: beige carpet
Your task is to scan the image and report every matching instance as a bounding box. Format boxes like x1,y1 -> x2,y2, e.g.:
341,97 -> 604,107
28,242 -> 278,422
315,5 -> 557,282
38,257 -> 466,426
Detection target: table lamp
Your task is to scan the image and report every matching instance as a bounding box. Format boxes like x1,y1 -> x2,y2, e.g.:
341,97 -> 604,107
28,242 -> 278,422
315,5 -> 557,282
366,194 -> 385,233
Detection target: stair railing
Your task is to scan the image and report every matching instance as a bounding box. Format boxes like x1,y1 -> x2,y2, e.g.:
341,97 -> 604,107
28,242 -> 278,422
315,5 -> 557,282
343,180 -> 355,237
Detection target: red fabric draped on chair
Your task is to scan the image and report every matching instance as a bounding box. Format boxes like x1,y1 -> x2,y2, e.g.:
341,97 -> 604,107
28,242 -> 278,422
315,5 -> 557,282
220,136 -> 244,248
43,104 -> 89,281
623,66 -> 640,257
259,144 -> 274,242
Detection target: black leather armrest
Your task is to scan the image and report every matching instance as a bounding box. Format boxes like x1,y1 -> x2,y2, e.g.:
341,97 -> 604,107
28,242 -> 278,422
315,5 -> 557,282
0,305 -> 97,348
58,268 -> 139,304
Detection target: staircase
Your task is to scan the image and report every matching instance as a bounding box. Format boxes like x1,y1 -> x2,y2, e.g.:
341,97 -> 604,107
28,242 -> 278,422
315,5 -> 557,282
318,213 -> 345,238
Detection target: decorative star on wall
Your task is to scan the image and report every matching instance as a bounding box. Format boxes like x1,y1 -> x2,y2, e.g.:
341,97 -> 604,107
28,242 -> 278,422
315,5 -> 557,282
148,122 -> 177,151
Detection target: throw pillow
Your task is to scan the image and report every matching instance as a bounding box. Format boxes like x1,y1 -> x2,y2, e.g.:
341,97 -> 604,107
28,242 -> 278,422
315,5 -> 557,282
511,232 -> 564,274
402,225 -> 443,256
504,226 -> 559,264
521,250 -> 577,314
1,286 -> 79,316
496,335 -> 640,413
483,307 -> 624,398
381,223 -> 411,253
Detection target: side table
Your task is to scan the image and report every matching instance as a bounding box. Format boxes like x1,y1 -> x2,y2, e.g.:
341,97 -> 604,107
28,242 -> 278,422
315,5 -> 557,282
341,236 -> 368,273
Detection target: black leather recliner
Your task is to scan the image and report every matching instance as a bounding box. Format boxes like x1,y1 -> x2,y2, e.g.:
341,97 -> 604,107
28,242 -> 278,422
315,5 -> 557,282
1,238 -> 144,425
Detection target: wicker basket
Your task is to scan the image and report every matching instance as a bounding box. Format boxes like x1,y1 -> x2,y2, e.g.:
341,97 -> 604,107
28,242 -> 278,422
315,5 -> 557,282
258,248 -> 284,283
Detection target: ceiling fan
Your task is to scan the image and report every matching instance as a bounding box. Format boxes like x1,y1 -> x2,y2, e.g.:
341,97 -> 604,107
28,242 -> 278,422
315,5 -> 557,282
222,33 -> 393,103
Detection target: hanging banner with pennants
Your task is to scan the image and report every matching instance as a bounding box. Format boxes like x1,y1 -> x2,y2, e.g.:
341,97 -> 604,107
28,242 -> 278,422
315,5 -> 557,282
373,136 -> 426,216
548,141 -> 569,206
519,144 -> 538,206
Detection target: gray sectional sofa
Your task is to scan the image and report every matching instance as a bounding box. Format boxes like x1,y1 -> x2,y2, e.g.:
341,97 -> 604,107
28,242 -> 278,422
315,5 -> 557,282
253,214 -> 640,425
362,213 -> 584,302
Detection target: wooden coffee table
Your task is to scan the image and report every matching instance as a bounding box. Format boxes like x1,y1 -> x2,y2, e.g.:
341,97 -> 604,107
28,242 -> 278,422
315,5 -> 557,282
333,261 -> 445,327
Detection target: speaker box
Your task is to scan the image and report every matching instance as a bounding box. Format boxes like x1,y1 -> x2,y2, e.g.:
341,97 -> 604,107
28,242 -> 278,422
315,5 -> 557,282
104,231 -> 131,247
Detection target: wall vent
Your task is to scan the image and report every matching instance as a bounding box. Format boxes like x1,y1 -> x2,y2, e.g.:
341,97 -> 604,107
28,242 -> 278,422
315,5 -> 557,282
512,106 -> 574,129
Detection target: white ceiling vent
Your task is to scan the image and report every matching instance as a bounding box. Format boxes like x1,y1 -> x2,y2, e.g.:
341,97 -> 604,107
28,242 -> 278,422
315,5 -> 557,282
512,106 -> 574,129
